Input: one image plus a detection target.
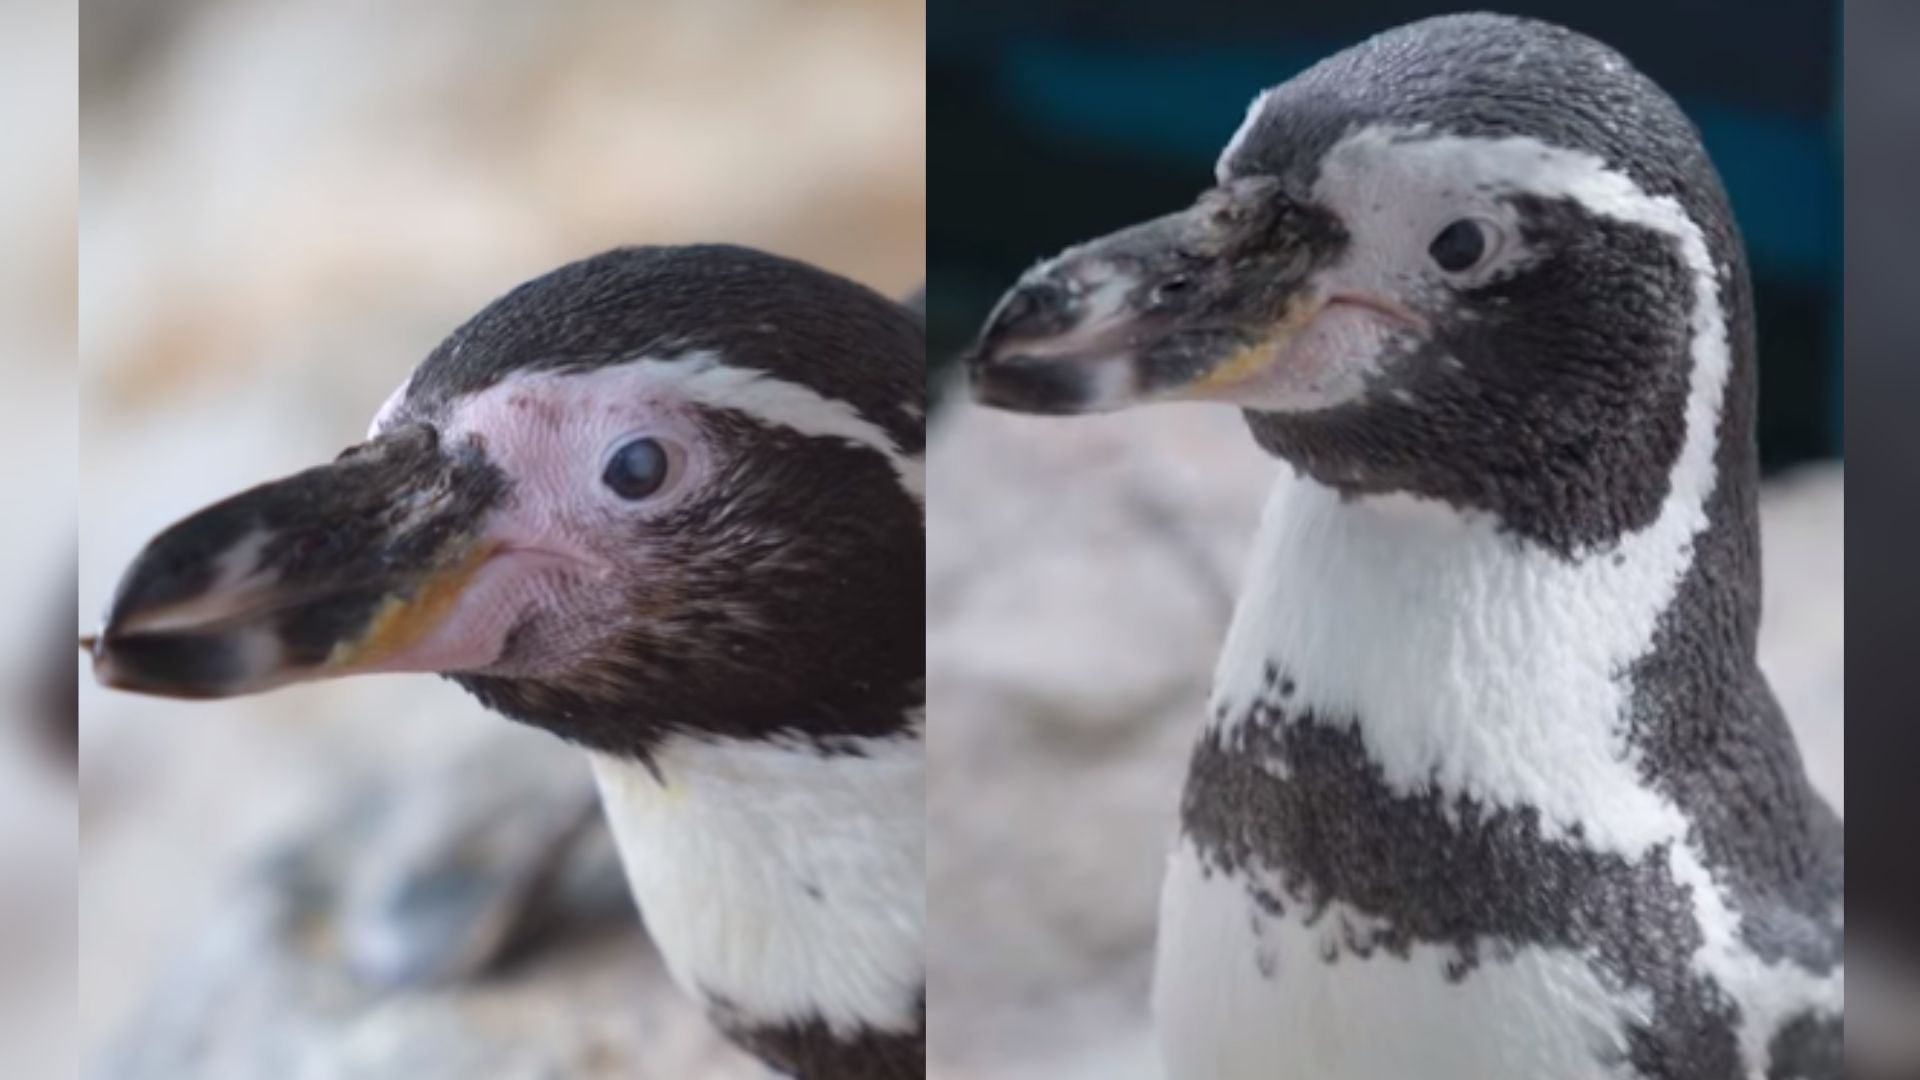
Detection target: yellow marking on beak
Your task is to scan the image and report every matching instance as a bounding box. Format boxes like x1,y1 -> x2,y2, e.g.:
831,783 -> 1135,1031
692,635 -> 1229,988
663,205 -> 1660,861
1187,296 -> 1322,396
329,540 -> 499,668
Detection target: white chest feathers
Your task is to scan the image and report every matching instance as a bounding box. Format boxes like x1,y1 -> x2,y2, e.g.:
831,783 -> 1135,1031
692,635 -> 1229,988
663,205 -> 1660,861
1209,473 -> 1696,859
1156,473 -> 1842,1079
587,733 -> 924,1036
1154,841 -> 1646,1080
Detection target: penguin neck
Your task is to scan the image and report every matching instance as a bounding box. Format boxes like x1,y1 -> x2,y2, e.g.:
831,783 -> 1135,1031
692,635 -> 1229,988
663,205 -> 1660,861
1207,450 -> 1752,861
584,725 -> 924,1039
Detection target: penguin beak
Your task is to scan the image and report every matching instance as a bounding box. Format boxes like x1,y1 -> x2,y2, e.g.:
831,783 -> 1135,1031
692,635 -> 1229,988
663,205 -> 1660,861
967,176 -> 1386,415
88,424 -> 511,699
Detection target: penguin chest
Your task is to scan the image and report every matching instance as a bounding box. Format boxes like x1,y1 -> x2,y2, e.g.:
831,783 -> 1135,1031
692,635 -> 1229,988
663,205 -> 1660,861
1151,840 -> 1641,1080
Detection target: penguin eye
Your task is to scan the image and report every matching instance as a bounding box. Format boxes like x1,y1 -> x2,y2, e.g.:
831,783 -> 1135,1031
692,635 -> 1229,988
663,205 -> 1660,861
602,437 -> 671,500
1428,218 -> 1489,273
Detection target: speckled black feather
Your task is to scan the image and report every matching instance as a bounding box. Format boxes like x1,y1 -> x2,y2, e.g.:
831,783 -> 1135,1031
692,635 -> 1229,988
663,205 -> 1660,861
1187,678 -> 1747,1078
712,993 -> 925,1080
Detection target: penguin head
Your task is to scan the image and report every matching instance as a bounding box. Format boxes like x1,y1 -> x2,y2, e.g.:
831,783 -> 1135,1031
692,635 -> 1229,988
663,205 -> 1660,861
970,13 -> 1748,553
91,245 -> 925,757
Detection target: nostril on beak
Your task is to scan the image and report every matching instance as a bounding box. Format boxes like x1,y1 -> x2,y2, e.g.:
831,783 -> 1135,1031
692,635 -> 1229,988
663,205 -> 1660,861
989,276 -> 1077,341
1150,276 -> 1192,307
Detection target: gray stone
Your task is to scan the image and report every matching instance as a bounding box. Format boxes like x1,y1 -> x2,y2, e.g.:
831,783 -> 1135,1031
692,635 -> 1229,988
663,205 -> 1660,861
93,735 -> 764,1080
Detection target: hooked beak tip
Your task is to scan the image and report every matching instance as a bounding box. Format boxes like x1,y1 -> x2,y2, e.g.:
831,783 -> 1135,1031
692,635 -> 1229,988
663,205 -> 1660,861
967,356 -> 1101,416
967,278 -> 1145,415
86,626 -> 271,700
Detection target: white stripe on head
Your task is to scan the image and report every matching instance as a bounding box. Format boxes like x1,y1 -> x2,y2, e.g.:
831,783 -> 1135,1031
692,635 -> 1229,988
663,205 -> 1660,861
370,351 -> 924,508
368,378 -> 412,438
1215,87 -> 1279,185
649,351 -> 924,505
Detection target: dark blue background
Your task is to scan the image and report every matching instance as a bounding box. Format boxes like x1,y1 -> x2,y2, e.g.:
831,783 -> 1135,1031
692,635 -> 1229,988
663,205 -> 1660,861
930,1 -> 1841,470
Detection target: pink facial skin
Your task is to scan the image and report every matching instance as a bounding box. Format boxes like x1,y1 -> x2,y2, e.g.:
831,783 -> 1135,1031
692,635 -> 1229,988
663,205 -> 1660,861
1276,291 -> 1431,400
1184,290 -> 1429,413
359,360 -> 720,679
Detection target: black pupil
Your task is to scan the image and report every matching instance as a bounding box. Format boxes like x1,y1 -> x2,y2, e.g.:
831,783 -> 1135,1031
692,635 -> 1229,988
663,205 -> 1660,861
1429,219 -> 1486,273
604,438 -> 669,499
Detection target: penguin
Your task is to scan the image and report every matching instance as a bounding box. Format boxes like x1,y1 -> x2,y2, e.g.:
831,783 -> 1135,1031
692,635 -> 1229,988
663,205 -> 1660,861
88,244 -> 927,1080
967,14 -> 1840,1080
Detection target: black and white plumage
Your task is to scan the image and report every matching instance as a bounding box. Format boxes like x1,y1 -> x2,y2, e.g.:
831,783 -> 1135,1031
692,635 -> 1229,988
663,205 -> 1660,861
91,245 -> 926,1079
970,14 -> 1840,1080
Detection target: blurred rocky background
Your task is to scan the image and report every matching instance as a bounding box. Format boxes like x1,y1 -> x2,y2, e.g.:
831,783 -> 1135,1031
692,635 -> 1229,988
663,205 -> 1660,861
0,0 -> 78,1076
78,0 -> 919,1076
